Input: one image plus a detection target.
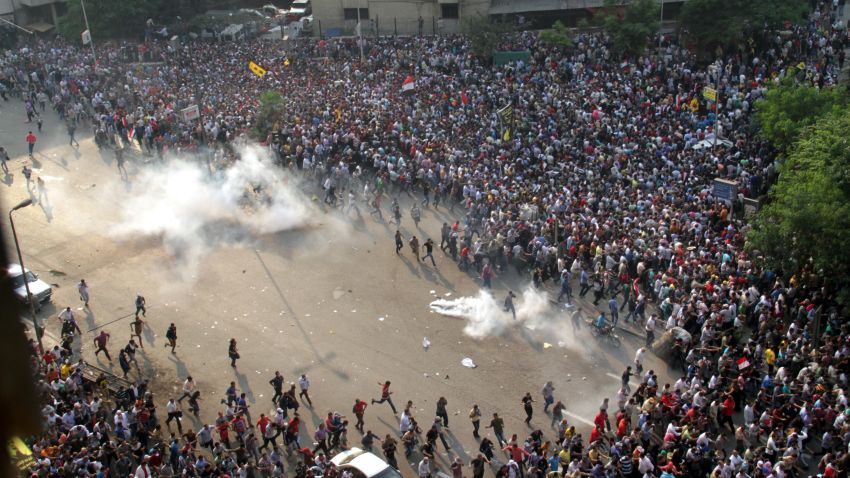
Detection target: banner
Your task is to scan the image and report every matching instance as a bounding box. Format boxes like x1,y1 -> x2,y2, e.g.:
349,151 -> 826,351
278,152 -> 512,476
81,29 -> 91,45
248,61 -> 267,78
702,87 -> 717,102
181,105 -> 200,122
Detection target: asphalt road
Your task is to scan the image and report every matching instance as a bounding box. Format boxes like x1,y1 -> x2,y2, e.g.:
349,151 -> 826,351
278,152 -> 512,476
0,99 -> 676,475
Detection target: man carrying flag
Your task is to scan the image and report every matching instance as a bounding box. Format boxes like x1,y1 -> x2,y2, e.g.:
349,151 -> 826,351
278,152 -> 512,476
498,104 -> 513,141
401,75 -> 415,95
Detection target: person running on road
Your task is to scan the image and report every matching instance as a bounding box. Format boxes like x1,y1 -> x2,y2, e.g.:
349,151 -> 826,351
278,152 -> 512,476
165,323 -> 177,353
135,294 -> 146,317
521,392 -> 535,424
93,331 -> 111,361
504,291 -> 516,319
394,230 -> 404,254
411,204 -> 421,228
269,371 -> 284,404
353,399 -> 367,432
371,381 -> 398,414
25,131 -> 36,158
408,235 -> 420,261
421,238 -> 436,266
298,374 -> 313,407
0,147 -> 9,174
77,279 -> 90,307
228,338 -> 239,367
130,316 -> 145,348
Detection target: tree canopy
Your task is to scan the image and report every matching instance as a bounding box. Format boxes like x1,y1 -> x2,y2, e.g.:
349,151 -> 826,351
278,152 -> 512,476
754,81 -> 849,154
462,15 -> 517,64
539,20 -> 573,49
601,0 -> 660,56
747,109 -> 850,304
679,0 -> 809,54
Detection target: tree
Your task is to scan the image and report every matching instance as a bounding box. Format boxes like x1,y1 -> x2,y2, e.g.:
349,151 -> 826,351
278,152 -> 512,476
539,20 -> 573,49
58,0 -> 161,41
601,0 -> 660,56
253,91 -> 284,140
746,109 -> 850,304
755,81 -> 849,154
462,15 -> 516,64
679,0 -> 809,55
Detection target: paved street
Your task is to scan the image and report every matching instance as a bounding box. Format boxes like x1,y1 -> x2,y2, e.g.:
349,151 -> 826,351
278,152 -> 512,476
1,99 -> 673,474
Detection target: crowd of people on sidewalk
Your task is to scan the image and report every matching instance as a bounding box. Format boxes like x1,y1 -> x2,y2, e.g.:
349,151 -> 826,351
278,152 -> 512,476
5,0 -> 850,476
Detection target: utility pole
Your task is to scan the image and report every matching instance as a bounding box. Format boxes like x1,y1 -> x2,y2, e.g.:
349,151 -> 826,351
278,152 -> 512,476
356,0 -> 365,64
80,0 -> 98,69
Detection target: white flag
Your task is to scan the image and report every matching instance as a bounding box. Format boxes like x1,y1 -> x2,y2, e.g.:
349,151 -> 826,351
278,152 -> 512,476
355,21 -> 361,37
81,29 -> 91,45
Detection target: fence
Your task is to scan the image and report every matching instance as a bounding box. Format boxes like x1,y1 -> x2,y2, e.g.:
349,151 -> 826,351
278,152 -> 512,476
315,16 -> 461,38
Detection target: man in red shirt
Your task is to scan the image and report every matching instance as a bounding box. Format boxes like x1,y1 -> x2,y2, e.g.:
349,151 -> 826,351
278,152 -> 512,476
372,381 -> 397,414
353,399 -> 367,431
721,395 -> 736,433
25,131 -> 36,158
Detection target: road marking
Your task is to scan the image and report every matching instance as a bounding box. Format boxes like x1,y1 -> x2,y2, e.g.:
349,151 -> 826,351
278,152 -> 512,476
562,411 -> 595,427
606,372 -> 639,387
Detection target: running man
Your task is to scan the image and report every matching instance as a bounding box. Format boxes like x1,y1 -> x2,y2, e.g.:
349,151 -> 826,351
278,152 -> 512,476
371,381 -> 398,414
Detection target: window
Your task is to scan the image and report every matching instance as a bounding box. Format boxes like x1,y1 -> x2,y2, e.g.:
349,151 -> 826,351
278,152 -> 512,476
440,4 -> 459,19
343,8 -> 369,20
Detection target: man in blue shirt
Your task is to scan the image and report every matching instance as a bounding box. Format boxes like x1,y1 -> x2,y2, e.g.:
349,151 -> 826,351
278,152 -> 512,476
596,313 -> 607,331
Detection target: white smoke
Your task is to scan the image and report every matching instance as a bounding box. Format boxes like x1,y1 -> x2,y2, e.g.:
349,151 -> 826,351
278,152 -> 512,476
430,286 -> 578,346
109,144 -> 316,271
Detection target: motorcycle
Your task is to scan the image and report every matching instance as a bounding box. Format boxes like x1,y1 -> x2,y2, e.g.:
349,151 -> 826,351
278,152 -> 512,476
589,323 -> 622,348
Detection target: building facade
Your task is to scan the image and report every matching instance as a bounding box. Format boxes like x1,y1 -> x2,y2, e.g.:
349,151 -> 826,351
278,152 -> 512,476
0,0 -> 67,33
311,0 -> 685,37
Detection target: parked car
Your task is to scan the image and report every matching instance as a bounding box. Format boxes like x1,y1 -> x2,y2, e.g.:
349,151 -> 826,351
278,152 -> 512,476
6,264 -> 52,306
330,448 -> 402,478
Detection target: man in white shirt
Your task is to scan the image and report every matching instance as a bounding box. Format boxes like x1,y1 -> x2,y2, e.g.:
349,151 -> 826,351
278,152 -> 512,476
178,376 -> 196,403
298,374 -> 313,406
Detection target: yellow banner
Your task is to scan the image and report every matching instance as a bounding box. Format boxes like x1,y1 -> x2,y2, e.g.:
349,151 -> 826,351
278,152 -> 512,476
248,61 -> 267,78
702,87 -> 717,102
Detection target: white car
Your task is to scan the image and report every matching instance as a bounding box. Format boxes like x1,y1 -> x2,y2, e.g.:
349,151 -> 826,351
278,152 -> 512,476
330,448 -> 402,478
6,264 -> 52,306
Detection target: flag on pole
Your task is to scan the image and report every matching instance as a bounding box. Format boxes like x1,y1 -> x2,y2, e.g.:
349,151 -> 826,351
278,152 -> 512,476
401,75 -> 415,94
248,61 -> 267,78
355,21 -> 361,37
736,357 -> 750,370
81,29 -> 91,45
498,104 -> 514,141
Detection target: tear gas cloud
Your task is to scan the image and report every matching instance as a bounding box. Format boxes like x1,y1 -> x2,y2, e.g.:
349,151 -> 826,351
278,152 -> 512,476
430,287 -> 578,346
109,145 -> 315,271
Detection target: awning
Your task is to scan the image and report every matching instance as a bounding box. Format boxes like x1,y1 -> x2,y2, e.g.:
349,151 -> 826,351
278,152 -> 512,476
24,22 -> 55,33
437,0 -> 458,4
489,0 -> 567,14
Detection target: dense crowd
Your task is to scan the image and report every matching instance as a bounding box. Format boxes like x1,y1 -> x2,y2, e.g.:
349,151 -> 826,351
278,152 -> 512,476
4,0 -> 850,477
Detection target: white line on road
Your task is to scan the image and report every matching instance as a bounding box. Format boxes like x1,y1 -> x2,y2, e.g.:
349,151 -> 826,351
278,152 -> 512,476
562,411 -> 595,427
606,372 -> 639,387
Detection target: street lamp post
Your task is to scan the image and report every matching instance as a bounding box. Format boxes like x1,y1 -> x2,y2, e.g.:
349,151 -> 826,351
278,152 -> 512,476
80,0 -> 98,69
9,198 -> 42,352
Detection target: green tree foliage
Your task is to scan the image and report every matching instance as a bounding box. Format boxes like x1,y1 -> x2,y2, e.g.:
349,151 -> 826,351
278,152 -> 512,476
747,110 -> 850,303
254,90 -> 285,139
539,20 -> 573,48
58,0 -> 242,42
601,0 -> 660,56
462,15 -> 516,64
679,0 -> 809,54
58,0 -> 159,40
755,82 -> 849,154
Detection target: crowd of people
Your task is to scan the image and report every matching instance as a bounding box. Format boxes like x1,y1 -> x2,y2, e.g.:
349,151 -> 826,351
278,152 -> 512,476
4,0 -> 850,476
